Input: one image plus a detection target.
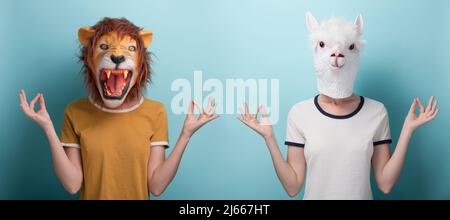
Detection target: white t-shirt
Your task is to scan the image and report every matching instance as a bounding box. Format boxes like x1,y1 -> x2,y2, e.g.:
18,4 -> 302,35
285,95 -> 392,200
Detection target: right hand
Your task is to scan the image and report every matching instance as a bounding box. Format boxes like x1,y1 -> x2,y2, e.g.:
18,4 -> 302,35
181,97 -> 220,137
237,103 -> 274,140
19,89 -> 53,131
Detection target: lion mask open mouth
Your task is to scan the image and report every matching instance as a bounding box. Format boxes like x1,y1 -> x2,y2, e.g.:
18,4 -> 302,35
100,68 -> 133,99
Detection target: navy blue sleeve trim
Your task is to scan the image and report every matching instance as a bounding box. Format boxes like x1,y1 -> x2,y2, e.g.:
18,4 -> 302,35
285,141 -> 305,148
373,139 -> 392,146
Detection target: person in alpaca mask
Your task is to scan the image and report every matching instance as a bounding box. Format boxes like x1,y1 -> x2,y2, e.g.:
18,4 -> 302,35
239,12 -> 439,199
19,18 -> 219,199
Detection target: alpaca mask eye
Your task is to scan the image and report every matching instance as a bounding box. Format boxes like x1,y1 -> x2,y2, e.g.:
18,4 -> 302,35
349,44 -> 355,50
128,46 -> 136,52
99,44 -> 109,50
319,41 -> 325,48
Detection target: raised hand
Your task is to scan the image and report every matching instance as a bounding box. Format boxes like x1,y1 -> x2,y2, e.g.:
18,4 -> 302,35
19,89 -> 53,131
182,96 -> 219,137
403,96 -> 439,131
238,103 -> 274,140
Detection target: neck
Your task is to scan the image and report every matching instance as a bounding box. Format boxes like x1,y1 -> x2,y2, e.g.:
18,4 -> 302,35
319,93 -> 358,106
115,95 -> 141,110
91,95 -> 142,110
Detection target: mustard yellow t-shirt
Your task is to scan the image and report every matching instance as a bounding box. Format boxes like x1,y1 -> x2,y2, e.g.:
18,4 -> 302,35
60,97 -> 169,200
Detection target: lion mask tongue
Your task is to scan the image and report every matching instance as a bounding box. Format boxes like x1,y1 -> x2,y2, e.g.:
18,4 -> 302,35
107,73 -> 126,95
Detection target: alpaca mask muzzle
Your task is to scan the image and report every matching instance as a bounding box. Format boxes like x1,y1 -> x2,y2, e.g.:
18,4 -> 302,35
330,49 -> 346,70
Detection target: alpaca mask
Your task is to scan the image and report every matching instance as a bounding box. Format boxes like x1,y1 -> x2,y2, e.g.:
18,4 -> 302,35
306,12 -> 365,99
78,18 -> 153,108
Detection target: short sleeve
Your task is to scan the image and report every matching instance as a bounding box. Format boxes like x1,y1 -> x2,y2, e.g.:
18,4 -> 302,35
284,108 -> 305,148
60,107 -> 80,148
150,105 -> 169,148
373,106 -> 392,146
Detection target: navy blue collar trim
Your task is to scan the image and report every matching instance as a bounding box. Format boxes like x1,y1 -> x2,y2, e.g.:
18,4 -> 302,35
314,95 -> 364,119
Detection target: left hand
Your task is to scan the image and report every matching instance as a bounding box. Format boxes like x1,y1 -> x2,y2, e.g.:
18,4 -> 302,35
181,97 -> 219,137
403,96 -> 439,131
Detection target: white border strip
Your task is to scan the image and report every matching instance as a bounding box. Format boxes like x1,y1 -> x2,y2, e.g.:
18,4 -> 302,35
61,143 -> 81,148
150,141 -> 169,147
88,96 -> 144,113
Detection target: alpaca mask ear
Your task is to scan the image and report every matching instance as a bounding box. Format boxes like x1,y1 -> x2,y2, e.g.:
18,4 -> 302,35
306,11 -> 320,32
354,14 -> 364,35
140,30 -> 153,48
78,27 -> 96,47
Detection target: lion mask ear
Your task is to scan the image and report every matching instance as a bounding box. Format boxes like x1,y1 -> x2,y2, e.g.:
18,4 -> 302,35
78,27 -> 96,47
140,30 -> 153,48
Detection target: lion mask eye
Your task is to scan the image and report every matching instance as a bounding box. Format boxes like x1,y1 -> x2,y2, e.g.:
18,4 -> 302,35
128,45 -> 136,52
99,43 -> 109,50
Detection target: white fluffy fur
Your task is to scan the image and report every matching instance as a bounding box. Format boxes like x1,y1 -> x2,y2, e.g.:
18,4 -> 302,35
306,12 -> 365,99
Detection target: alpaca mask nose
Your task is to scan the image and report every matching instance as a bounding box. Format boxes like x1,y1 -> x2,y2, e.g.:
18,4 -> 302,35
330,53 -> 345,58
329,50 -> 346,69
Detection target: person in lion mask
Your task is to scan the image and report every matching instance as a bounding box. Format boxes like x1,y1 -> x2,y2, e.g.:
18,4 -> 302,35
19,18 -> 218,200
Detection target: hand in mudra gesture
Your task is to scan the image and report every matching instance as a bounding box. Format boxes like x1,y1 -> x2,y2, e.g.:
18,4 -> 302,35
403,96 -> 439,131
238,103 -> 274,140
19,89 -> 53,131
182,96 -> 220,137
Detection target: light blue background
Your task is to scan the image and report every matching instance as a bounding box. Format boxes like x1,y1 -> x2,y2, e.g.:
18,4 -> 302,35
1,0 -> 449,199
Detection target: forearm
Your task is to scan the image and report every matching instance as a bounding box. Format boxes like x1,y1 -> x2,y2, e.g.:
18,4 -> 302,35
264,135 -> 303,196
44,126 -> 82,193
149,132 -> 190,195
380,127 -> 414,190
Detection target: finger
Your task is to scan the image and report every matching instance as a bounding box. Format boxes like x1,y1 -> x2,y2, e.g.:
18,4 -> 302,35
205,96 -> 212,115
261,105 -> 269,118
208,99 -> 217,115
240,105 -> 248,120
206,114 -> 220,122
430,99 -> 438,114
193,101 -> 204,114
19,90 -> 26,104
237,116 -> 245,123
39,93 -> 47,110
237,116 -> 250,126
29,94 -> 40,112
252,105 -> 261,119
425,96 -> 434,112
205,97 -> 217,115
20,89 -> 30,107
244,103 -> 250,118
20,100 -> 32,116
188,100 -> 194,115
417,98 -> 425,113
430,109 -> 439,120
19,91 -> 29,108
408,98 -> 417,114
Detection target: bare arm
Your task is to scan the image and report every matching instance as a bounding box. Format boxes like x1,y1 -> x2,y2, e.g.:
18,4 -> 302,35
372,97 -> 439,194
239,104 -> 306,197
147,98 -> 219,196
19,90 -> 83,194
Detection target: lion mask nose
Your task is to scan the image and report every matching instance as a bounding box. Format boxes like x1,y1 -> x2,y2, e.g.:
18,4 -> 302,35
110,55 -> 125,65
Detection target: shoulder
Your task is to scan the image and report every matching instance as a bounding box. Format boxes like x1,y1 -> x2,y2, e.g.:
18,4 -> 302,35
288,97 -> 315,117
64,98 -> 91,115
141,98 -> 167,113
362,97 -> 387,113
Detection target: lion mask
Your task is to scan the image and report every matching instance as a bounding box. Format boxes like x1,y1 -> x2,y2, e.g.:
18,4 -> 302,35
78,18 -> 153,108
